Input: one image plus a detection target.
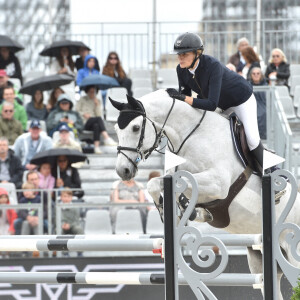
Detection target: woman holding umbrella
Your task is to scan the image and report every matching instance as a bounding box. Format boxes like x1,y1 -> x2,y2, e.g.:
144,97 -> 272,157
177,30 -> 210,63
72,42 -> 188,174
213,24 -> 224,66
50,47 -> 76,77
26,90 -> 48,121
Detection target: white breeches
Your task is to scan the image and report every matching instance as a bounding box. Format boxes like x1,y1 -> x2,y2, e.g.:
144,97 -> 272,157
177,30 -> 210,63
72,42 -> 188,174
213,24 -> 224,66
224,94 -> 260,150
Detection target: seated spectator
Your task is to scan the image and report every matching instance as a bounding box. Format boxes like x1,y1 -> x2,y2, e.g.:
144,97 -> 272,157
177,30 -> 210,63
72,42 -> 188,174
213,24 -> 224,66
110,179 -> 146,231
0,102 -> 23,145
26,90 -> 48,121
0,47 -> 23,84
249,67 -> 267,139
0,187 -> 17,235
76,54 -> 99,86
13,120 -> 53,170
240,46 -> 261,80
0,86 -> 27,130
227,37 -> 249,73
75,46 -> 100,71
102,51 -> 132,96
0,137 -> 23,188
0,69 -> 14,102
60,188 -> 83,235
47,87 -> 64,112
53,124 -> 82,151
38,163 -> 55,190
76,85 -> 117,154
265,48 -> 290,86
49,47 -> 76,76
14,181 -> 47,235
46,93 -> 83,137
52,155 -> 84,199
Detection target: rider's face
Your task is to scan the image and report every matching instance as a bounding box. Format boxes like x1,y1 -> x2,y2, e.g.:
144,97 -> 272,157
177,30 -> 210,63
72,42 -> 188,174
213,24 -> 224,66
177,52 -> 195,69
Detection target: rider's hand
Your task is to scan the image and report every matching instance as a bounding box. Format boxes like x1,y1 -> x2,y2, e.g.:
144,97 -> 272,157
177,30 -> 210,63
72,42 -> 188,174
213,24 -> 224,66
166,88 -> 186,101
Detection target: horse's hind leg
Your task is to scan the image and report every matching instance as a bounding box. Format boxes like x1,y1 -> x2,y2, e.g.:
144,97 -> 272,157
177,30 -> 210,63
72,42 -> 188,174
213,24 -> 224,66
247,247 -> 284,300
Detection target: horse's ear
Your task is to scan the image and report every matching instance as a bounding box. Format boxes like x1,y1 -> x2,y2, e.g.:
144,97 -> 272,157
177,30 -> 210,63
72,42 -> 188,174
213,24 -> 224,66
126,94 -> 143,111
109,97 -> 127,111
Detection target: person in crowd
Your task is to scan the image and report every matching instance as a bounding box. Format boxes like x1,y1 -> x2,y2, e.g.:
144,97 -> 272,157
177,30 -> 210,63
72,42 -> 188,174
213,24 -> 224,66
46,93 -> 83,137
0,187 -> 17,235
166,32 -> 264,170
0,86 -> 27,130
0,47 -> 23,84
15,181 -> 47,235
76,54 -> 99,86
60,188 -> 83,234
76,85 -> 117,154
228,37 -> 249,73
38,163 -> 55,190
110,179 -> 146,231
226,63 -> 237,72
13,120 -> 53,170
0,102 -> 23,145
49,47 -> 76,76
26,90 -> 48,121
265,48 -> 290,86
46,87 -> 64,112
52,155 -> 84,199
240,46 -> 261,80
0,137 -> 23,188
75,47 -> 100,71
0,69 -> 14,101
102,51 -> 132,96
249,67 -> 267,140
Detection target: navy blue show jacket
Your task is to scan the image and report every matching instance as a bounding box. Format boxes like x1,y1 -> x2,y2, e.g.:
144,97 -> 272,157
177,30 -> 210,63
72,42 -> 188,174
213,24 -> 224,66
177,55 -> 253,111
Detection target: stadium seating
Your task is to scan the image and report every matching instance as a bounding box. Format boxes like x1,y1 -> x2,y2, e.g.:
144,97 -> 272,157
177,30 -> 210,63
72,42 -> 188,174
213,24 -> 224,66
115,209 -> 144,234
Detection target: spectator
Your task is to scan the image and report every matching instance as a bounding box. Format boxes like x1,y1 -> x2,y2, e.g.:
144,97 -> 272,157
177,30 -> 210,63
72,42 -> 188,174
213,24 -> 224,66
60,188 -> 83,235
228,37 -> 249,73
13,120 -> 53,170
26,90 -> 48,121
0,137 -> 23,188
265,48 -> 290,86
75,47 -> 100,71
53,124 -> 82,152
76,85 -> 117,154
52,155 -> 84,199
46,93 -> 83,137
102,51 -> 133,96
0,47 -> 23,84
240,46 -> 261,80
0,86 -> 27,130
15,181 -> 47,235
226,63 -> 236,72
110,179 -> 146,231
0,187 -> 17,235
0,102 -> 23,145
249,67 -> 267,140
76,54 -> 99,86
38,163 -> 55,190
49,47 -> 76,76
46,87 -> 64,112
0,69 -> 14,101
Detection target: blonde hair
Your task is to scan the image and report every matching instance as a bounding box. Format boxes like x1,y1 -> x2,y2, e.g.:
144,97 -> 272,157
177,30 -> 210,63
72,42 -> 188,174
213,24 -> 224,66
269,48 -> 287,63
61,188 -> 73,197
22,181 -> 35,190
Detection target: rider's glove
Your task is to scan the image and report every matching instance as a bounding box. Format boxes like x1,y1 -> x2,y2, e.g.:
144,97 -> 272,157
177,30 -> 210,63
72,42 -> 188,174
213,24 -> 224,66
166,88 -> 186,101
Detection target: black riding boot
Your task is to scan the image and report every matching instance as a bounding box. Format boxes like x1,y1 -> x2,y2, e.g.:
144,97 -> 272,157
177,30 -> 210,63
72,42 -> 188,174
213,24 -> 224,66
250,141 -> 264,173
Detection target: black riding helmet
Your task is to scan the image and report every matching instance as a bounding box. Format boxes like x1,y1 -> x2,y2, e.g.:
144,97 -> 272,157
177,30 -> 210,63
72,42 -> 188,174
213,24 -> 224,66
172,32 -> 204,69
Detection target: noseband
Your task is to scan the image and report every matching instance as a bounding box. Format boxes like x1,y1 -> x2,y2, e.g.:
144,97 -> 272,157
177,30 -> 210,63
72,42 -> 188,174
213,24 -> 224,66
117,99 -> 175,170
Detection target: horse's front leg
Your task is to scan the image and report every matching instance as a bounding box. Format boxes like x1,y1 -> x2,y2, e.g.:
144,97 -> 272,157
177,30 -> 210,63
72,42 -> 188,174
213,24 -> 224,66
147,177 -> 164,219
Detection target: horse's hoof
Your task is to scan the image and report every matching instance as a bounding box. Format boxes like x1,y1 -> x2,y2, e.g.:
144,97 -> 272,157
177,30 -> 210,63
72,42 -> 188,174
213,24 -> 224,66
275,189 -> 286,204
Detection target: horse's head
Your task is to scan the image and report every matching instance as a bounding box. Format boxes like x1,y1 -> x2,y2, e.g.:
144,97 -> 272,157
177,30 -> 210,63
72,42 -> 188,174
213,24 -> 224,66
109,94 -> 158,181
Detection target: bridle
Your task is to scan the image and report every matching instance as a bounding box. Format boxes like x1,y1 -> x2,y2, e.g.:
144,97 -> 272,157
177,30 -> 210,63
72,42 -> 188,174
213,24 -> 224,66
117,99 -> 175,170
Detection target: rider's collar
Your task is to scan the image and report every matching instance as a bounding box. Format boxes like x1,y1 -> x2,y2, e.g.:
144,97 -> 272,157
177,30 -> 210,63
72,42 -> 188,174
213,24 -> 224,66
118,109 -> 145,129
188,59 -> 200,75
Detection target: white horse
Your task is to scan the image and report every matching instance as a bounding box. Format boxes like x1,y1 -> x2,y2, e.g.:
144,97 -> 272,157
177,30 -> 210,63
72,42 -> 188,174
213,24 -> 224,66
110,89 -> 300,299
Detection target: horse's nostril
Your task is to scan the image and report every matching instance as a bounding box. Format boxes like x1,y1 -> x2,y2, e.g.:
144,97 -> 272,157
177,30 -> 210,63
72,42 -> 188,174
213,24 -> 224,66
124,168 -> 130,175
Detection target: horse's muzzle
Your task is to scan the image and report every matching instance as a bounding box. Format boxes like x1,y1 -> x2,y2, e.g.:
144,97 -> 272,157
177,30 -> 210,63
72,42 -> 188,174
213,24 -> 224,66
116,165 -> 136,181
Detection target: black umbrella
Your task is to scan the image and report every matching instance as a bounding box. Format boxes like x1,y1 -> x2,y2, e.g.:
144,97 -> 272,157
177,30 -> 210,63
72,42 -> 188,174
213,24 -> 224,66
30,148 -> 87,166
40,40 -> 91,57
19,74 -> 75,95
79,74 -> 119,90
0,35 -> 24,53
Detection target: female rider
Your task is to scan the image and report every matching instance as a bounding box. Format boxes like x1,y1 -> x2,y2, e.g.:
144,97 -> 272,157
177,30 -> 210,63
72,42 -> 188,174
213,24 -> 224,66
166,32 -> 263,170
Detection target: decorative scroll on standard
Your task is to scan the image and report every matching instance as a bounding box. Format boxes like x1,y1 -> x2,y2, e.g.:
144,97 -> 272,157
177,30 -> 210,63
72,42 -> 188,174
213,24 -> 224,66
271,169 -> 300,287
172,170 -> 229,300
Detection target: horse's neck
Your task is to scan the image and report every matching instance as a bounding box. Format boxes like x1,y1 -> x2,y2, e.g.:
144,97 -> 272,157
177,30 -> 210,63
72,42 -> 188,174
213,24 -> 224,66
141,96 -> 203,149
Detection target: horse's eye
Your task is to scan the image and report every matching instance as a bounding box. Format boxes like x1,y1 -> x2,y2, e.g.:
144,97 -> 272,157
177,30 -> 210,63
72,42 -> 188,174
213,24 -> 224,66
133,125 -> 140,132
